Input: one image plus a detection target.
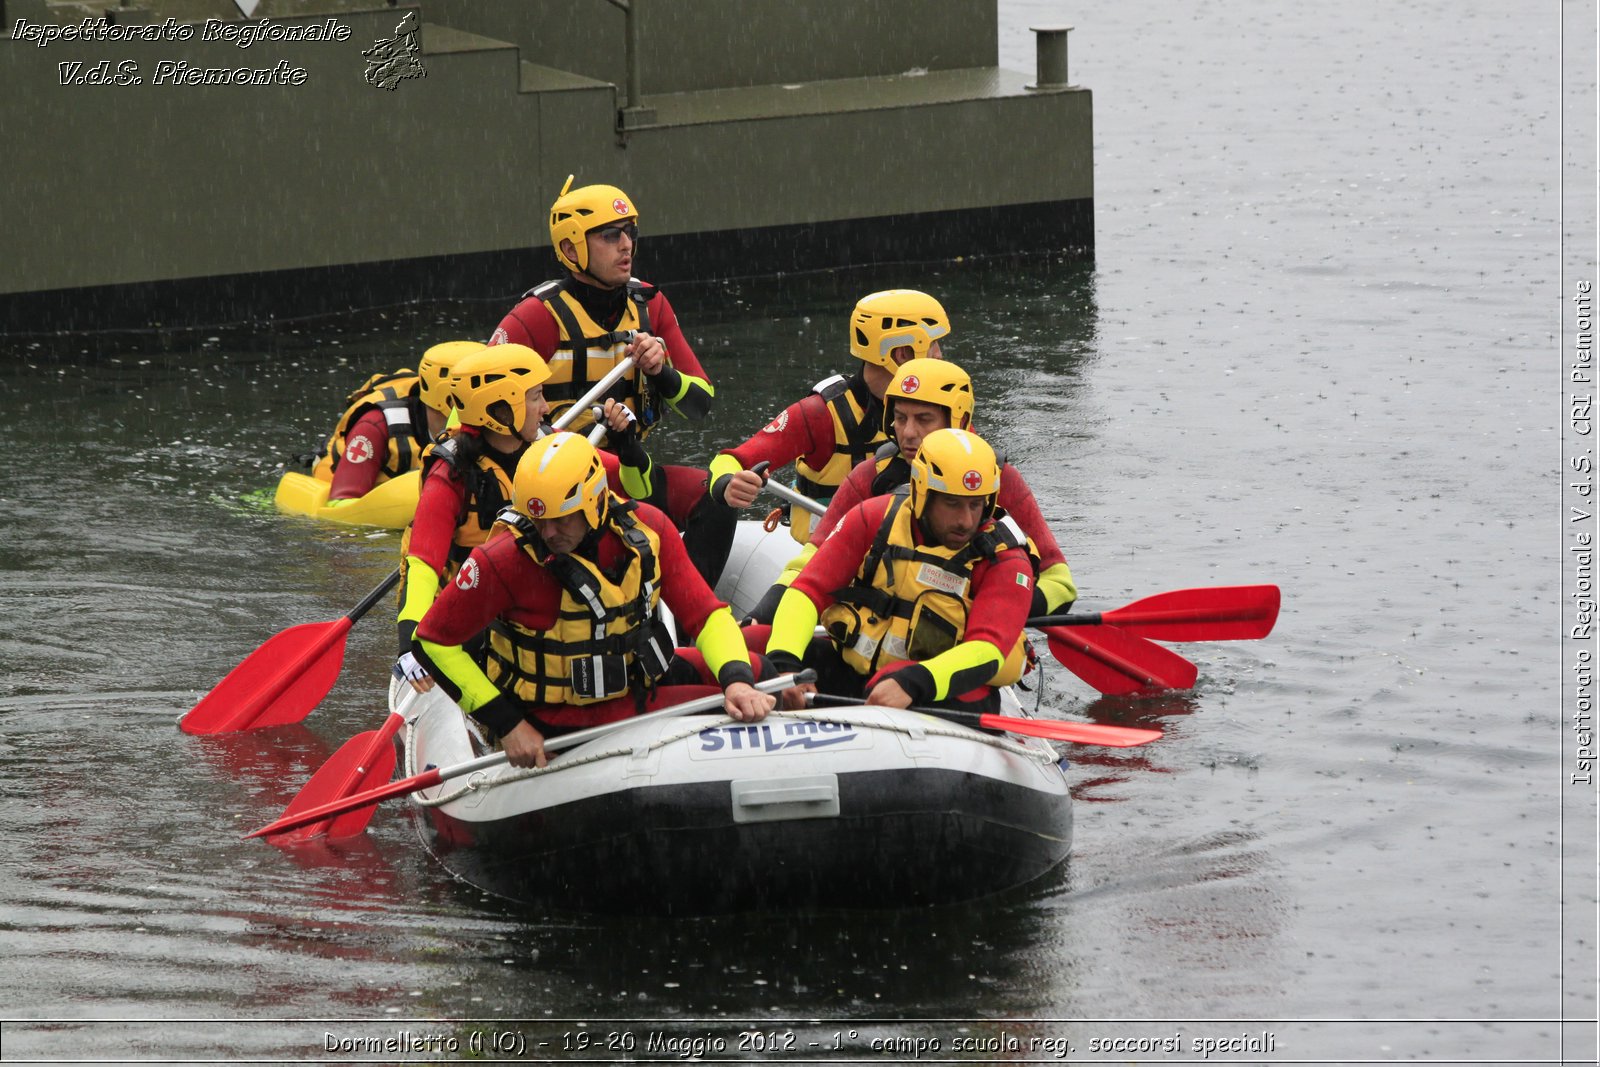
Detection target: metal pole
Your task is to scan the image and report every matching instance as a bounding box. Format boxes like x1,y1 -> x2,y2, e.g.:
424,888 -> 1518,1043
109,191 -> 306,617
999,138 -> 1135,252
1027,25 -> 1072,91
606,0 -> 655,129
624,1 -> 641,112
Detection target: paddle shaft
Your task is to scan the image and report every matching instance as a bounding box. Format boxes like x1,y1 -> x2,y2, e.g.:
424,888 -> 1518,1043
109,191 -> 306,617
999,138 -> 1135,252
247,670 -> 814,839
350,567 -> 403,622
1030,608 -> 1264,628
805,693 -> 1159,747
552,357 -> 635,432
761,475 -> 825,516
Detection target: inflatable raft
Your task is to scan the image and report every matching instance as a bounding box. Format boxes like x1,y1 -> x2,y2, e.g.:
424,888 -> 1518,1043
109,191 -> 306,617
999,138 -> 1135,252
396,520 -> 1074,912
273,469 -> 420,529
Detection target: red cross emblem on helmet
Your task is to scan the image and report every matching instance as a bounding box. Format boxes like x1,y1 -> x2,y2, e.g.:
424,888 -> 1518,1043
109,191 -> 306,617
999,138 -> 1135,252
612,198 -> 630,215
527,497 -> 547,518
962,469 -> 984,491
900,375 -> 920,393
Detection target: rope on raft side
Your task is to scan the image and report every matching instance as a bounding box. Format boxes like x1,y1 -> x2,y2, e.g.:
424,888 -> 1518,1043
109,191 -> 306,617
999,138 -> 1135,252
404,709 -> 1059,808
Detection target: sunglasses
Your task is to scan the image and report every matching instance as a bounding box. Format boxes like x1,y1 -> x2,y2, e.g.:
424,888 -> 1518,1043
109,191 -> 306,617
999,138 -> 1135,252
593,222 -> 639,244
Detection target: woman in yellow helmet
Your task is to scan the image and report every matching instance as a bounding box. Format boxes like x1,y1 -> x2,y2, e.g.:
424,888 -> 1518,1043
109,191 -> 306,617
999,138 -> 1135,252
321,340 -> 484,503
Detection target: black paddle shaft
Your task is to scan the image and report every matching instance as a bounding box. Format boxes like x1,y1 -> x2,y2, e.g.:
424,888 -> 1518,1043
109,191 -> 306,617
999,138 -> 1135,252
1026,613 -> 1105,627
347,568 -> 403,623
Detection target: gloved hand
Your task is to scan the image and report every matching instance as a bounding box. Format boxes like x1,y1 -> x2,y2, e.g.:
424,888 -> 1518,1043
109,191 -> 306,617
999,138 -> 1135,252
394,651 -> 429,684
602,398 -> 639,440
602,399 -> 651,469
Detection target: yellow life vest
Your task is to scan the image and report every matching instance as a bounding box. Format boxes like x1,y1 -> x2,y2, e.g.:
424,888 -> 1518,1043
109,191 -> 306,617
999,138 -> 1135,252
483,502 -> 676,708
819,491 -> 1033,685
789,373 -> 886,543
529,278 -> 659,441
314,368 -> 421,480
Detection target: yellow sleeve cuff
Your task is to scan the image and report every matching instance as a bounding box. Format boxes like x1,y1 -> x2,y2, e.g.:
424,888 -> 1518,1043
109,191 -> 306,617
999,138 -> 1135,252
768,586 -> 820,660
777,542 -> 815,585
673,371 -> 714,404
619,456 -> 656,500
1038,561 -> 1078,613
398,556 -> 442,626
693,607 -> 750,680
923,640 -> 1006,700
706,452 -> 744,497
417,637 -> 501,712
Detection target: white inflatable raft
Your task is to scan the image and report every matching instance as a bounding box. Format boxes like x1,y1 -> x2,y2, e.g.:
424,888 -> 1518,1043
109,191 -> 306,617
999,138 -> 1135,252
397,521 -> 1073,912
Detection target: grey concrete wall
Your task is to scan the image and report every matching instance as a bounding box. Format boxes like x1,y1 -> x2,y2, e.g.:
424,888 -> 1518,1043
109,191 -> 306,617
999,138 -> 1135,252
1,9 -> 574,292
0,1 -> 1083,299
423,0 -> 997,95
622,89 -> 1093,235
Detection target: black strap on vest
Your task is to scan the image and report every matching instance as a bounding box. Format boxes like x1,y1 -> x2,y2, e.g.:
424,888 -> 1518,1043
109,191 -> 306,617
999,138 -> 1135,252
870,450 -> 910,497
424,434 -> 513,558
793,374 -> 884,498
374,396 -> 420,477
340,367 -> 414,407
534,279 -> 655,416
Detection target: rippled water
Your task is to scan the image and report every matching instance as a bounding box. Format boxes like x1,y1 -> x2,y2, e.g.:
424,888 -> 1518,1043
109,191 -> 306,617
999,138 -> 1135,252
0,1 -> 1591,1062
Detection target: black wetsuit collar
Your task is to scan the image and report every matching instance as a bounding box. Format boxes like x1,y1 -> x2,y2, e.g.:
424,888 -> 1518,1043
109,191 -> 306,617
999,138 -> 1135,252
562,274 -> 629,330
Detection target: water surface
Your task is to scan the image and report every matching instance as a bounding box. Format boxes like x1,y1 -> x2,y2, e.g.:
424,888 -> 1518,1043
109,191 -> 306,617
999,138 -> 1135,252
0,1 -> 1589,1062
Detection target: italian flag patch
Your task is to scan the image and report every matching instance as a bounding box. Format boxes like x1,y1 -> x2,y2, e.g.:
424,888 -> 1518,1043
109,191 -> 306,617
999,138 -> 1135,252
1016,572 -> 1032,588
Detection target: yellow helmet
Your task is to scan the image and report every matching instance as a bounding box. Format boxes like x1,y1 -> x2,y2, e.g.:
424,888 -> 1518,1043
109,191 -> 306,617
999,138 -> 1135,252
549,174 -> 638,273
881,357 -> 974,437
512,431 -> 610,529
417,340 -> 485,415
849,289 -> 951,370
449,344 -> 551,436
907,427 -> 1000,521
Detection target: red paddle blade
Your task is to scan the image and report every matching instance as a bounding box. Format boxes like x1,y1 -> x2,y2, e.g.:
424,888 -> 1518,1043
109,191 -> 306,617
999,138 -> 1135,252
1105,584 -> 1280,641
179,619 -> 353,735
270,716 -> 403,842
979,714 -> 1161,748
1048,625 -> 1198,694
